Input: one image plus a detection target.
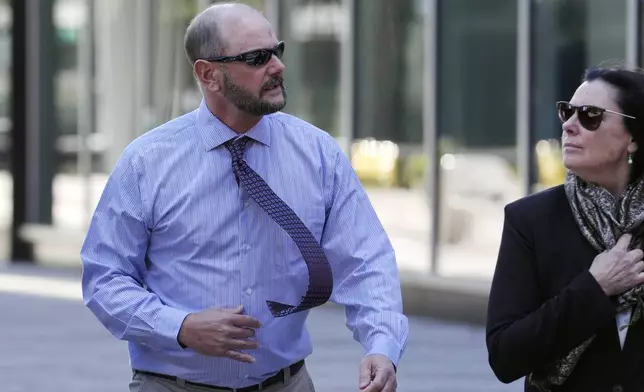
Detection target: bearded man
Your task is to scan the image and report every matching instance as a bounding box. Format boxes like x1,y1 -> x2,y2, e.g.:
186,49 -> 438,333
81,3 -> 408,392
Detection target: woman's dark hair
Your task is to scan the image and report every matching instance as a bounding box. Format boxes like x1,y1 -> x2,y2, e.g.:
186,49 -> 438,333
584,66 -> 644,182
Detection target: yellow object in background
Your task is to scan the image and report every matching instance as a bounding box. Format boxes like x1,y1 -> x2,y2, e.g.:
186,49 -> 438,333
351,138 -> 400,187
535,139 -> 566,188
350,137 -> 566,190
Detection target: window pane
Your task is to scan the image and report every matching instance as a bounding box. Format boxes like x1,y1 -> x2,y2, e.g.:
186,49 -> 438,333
531,0 -> 628,192
353,0 -> 429,273
279,0 -> 343,137
436,0 -> 521,278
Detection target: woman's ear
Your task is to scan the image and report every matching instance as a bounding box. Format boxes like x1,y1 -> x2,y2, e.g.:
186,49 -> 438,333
628,138 -> 639,154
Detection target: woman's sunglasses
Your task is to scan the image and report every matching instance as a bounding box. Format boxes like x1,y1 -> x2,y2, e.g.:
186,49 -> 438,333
201,41 -> 285,67
556,101 -> 636,131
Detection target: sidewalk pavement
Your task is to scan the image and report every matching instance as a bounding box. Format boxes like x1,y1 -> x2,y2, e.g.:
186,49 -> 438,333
0,263 -> 523,392
0,169 -> 499,325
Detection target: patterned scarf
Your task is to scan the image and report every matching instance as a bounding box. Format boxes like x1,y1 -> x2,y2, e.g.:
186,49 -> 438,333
528,171 -> 644,392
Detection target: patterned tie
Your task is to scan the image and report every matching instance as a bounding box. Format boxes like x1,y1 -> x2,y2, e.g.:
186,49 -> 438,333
225,137 -> 333,317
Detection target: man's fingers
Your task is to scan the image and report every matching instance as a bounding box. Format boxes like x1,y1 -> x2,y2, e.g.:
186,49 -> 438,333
381,377 -> 397,392
225,338 -> 259,351
358,361 -> 373,390
220,305 -> 245,314
228,326 -> 256,339
225,349 -> 256,363
362,369 -> 387,392
229,314 -> 262,329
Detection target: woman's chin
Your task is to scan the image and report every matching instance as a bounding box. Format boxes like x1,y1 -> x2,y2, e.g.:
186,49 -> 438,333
562,156 -> 586,174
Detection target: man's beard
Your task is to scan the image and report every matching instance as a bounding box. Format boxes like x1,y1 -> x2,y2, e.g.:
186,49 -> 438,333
223,73 -> 287,116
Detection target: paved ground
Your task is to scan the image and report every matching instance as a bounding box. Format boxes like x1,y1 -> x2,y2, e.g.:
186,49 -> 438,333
0,263 -> 522,392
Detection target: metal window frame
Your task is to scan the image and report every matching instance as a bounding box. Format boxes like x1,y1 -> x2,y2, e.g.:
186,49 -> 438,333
264,0 -> 280,33
626,0 -> 641,69
430,0 -> 529,275
339,0 -> 356,155
266,0 -> 354,153
516,0 -> 532,195
424,0 -> 439,275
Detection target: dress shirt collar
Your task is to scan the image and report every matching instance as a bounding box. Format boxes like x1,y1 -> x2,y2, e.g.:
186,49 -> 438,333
196,99 -> 272,151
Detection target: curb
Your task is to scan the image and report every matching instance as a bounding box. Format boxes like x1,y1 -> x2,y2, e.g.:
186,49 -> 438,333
1,259 -> 492,326
399,272 -> 490,325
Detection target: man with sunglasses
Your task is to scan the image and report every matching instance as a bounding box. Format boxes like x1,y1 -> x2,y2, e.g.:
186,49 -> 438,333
80,2 -> 408,392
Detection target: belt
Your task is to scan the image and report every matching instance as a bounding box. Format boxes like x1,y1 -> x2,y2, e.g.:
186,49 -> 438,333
133,360 -> 305,391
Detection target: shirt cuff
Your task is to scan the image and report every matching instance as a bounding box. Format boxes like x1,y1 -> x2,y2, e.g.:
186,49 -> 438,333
364,335 -> 404,367
154,306 -> 191,351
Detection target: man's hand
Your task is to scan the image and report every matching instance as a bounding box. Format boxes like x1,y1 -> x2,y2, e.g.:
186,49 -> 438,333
358,354 -> 397,392
178,305 -> 261,363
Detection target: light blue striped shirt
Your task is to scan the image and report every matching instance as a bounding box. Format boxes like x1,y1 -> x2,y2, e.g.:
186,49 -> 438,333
80,100 -> 409,388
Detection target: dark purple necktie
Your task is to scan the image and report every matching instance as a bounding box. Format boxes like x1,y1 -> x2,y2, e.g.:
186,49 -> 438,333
225,137 -> 333,317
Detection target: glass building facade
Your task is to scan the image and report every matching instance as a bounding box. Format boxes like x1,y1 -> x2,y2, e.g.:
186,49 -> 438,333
0,0 -> 641,280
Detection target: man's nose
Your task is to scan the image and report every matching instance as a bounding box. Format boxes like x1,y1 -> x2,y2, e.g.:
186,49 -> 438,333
268,55 -> 286,74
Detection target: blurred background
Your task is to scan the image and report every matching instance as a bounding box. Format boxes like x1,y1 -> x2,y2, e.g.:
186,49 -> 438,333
0,0 -> 638,391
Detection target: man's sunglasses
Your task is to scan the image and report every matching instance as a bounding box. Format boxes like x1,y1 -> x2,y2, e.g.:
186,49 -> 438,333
556,101 -> 636,131
201,41 -> 285,67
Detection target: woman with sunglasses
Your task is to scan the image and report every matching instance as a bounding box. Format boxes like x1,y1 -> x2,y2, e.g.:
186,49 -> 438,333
487,66 -> 644,392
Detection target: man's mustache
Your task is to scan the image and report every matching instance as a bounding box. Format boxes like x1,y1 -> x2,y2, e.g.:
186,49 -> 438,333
262,76 -> 284,91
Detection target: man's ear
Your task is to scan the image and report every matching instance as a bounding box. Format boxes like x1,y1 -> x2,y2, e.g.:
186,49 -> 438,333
194,60 -> 222,92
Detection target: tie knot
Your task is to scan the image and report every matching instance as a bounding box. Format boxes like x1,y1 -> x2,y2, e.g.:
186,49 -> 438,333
225,137 -> 249,162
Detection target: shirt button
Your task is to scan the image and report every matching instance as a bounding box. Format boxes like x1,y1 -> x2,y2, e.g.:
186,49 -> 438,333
245,288 -> 252,295
245,374 -> 250,379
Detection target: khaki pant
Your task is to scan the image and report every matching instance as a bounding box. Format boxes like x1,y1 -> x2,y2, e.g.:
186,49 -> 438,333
129,365 -> 316,392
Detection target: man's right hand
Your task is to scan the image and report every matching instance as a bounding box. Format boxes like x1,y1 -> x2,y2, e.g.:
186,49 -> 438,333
177,305 -> 261,363
590,233 -> 644,296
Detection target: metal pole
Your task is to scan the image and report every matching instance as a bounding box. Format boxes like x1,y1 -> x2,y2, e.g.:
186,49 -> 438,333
338,0 -> 355,156
516,0 -> 532,196
626,0 -> 640,69
9,0 -> 33,261
77,0 -> 95,229
10,0 -> 56,262
424,0 -> 438,275
264,0 -> 279,29
135,0 -> 153,135
95,0 -> 137,171
25,0 -> 56,226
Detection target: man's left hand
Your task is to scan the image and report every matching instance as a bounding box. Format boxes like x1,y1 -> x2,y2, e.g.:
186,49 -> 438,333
358,354 -> 397,391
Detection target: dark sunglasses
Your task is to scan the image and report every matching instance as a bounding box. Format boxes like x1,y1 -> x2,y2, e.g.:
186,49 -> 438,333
556,101 -> 636,131
201,41 -> 285,67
